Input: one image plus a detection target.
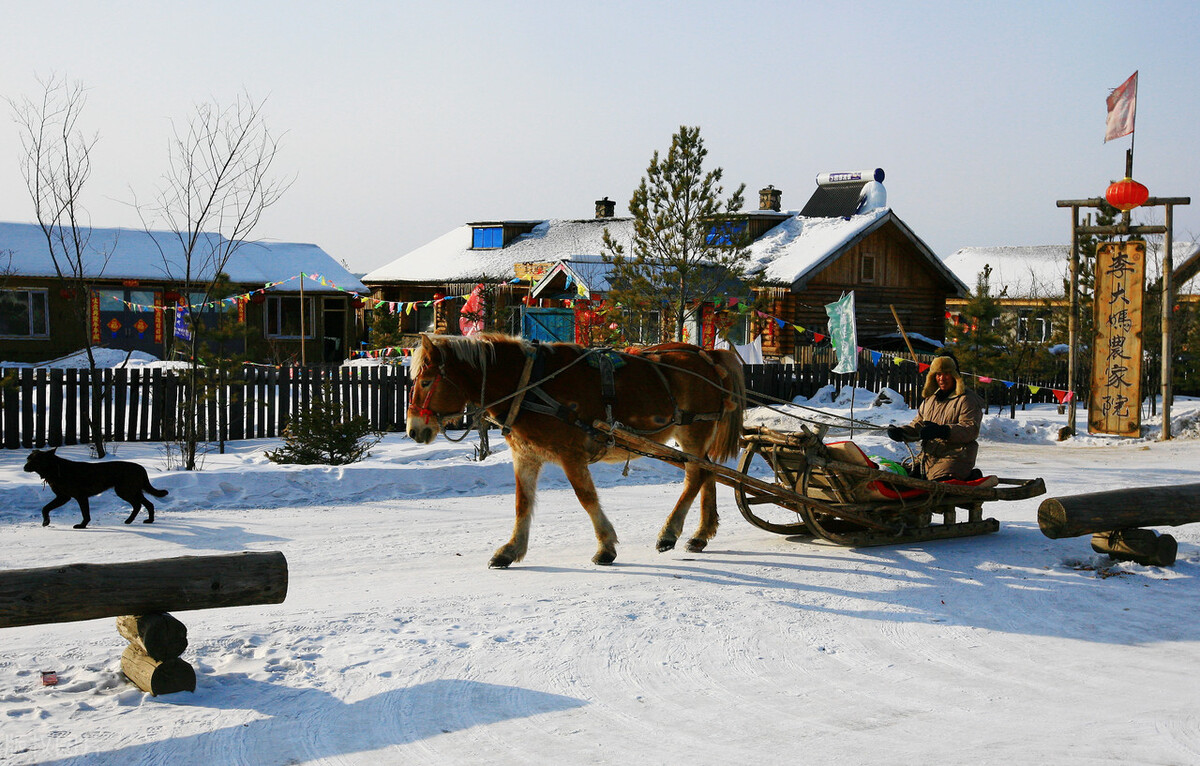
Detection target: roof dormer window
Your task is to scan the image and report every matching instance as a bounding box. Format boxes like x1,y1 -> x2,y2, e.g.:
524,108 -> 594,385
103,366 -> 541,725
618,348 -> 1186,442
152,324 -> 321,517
472,226 -> 504,249
705,220 -> 747,247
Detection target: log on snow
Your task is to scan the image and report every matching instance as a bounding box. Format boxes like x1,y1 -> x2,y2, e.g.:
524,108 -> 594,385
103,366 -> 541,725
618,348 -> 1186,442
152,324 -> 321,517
116,613 -> 189,661
120,643 -> 196,696
1038,483 -> 1200,539
0,551 -> 288,629
1091,529 -> 1178,567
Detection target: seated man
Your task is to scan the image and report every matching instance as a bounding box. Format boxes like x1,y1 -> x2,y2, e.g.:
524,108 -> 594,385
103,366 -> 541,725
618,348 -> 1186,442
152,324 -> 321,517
886,355 -> 984,481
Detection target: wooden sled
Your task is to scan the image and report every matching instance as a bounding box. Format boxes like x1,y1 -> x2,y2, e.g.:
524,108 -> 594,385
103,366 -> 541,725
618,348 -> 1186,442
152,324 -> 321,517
590,421 -> 1045,548
734,425 -> 1046,546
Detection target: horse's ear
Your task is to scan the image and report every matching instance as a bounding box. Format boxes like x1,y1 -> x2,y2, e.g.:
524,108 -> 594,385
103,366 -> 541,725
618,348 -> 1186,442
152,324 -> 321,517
420,334 -> 435,356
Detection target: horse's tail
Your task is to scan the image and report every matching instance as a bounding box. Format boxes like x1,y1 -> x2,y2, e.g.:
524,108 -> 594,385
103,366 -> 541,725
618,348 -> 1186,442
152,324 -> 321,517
707,349 -> 745,463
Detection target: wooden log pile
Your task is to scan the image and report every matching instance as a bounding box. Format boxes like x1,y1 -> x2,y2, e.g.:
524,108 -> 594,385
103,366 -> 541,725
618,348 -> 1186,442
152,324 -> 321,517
117,613 -> 195,695
1037,484 -> 1200,567
0,552 -> 288,696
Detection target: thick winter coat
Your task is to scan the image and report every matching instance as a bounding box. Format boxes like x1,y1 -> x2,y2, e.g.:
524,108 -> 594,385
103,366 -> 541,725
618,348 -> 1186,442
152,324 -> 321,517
896,387 -> 985,481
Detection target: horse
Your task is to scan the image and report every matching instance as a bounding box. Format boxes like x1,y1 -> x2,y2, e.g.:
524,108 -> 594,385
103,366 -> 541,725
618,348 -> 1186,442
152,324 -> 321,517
406,333 -> 746,567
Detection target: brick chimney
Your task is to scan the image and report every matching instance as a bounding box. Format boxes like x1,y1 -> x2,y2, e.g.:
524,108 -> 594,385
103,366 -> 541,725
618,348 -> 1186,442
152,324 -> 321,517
759,185 -> 782,212
595,197 -> 616,218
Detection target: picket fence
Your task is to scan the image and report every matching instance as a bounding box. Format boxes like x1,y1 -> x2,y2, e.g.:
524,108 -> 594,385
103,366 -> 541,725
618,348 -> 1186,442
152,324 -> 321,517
1,365 -> 410,451
1,352 -> 1088,450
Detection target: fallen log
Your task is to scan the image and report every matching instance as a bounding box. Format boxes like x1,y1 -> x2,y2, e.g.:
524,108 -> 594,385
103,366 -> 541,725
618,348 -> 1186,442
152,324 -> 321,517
0,551 -> 288,629
1038,483 -> 1200,539
1091,529 -> 1178,567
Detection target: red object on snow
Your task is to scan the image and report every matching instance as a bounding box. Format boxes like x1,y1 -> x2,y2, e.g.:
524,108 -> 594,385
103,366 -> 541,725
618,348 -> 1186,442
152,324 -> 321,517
41,671 -> 58,686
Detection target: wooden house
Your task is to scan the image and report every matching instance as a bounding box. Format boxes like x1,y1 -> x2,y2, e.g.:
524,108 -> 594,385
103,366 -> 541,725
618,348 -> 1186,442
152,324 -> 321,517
0,221 -> 366,365
362,173 -> 968,359
943,241 -> 1200,343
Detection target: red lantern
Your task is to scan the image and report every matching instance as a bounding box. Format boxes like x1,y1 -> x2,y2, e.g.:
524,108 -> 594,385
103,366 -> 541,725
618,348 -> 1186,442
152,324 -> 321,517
1105,177 -> 1149,212
351,297 -> 364,309
432,292 -> 445,301
250,292 -> 266,305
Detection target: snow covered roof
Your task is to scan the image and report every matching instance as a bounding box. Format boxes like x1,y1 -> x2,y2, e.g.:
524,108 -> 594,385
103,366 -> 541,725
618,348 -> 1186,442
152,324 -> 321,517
943,245 -> 1070,300
0,221 -> 365,293
363,208 -> 967,296
746,208 -> 967,294
946,241 -> 1200,299
362,218 -> 631,284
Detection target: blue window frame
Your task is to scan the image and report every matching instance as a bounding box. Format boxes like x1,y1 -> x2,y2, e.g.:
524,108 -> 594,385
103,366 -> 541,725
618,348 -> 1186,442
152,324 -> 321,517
705,220 -> 747,246
472,227 -> 503,249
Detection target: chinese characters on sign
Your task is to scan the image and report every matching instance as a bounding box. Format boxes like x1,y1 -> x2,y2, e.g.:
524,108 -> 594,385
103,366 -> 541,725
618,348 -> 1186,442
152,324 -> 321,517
1089,241 -> 1145,436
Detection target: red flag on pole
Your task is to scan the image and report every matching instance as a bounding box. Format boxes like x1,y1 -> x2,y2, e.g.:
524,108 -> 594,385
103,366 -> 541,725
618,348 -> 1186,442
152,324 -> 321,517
1104,71 -> 1137,142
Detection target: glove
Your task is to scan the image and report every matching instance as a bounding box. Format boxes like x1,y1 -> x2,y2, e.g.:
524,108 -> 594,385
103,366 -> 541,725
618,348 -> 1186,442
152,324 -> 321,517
919,422 -> 952,440
886,426 -> 907,441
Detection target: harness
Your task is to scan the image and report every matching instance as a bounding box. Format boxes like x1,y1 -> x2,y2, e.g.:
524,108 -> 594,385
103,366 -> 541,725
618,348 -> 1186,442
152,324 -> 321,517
411,340 -> 731,447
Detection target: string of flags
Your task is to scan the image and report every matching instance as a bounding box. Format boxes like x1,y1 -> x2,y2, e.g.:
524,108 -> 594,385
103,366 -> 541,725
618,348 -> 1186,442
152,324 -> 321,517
742,304 -> 1074,404
107,274 -> 1074,401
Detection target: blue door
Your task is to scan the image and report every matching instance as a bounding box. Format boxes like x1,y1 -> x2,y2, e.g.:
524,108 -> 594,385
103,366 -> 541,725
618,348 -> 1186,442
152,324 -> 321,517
521,308 -> 575,343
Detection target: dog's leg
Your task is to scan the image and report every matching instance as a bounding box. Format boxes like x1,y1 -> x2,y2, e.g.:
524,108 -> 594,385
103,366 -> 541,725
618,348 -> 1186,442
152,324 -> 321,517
41,495 -> 70,527
74,497 -> 91,529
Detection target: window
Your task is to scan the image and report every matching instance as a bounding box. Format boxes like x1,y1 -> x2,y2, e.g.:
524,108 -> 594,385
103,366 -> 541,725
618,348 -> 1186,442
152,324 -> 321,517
0,289 -> 49,337
860,253 -> 877,283
724,312 -> 751,346
622,309 -> 661,345
472,227 -> 503,249
413,302 -> 436,333
265,296 -> 315,338
705,220 -> 747,246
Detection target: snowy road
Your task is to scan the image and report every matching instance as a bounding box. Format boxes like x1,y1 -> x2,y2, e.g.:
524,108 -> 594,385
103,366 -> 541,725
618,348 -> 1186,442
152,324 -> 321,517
3,414 -> 1200,764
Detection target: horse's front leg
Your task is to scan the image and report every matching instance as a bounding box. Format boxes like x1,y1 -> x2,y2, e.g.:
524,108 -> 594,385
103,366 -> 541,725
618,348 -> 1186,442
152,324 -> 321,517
685,473 -> 719,553
656,462 -> 706,552
560,460 -> 618,565
490,453 -> 542,569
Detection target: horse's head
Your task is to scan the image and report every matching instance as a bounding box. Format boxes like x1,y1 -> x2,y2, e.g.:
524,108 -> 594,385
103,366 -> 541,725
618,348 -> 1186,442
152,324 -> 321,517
406,334 -> 482,444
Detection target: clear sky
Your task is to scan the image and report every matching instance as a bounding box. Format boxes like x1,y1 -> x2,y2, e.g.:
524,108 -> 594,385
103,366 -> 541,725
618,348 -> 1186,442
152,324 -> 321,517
3,0 -> 1198,275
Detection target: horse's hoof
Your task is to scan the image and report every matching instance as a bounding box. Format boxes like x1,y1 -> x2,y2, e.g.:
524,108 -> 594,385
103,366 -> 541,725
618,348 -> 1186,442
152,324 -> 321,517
124,519 -> 134,525
41,520 -> 49,527
685,538 -> 709,553
143,519 -> 154,524
593,551 -> 616,565
489,554 -> 513,569
656,538 -> 677,552
72,523 -> 87,529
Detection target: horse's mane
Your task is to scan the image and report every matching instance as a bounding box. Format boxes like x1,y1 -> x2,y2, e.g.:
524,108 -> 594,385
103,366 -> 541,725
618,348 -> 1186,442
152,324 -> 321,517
412,333 -> 535,374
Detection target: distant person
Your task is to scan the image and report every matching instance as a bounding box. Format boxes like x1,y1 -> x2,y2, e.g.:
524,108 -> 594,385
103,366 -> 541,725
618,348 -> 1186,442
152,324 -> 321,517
886,355 -> 985,481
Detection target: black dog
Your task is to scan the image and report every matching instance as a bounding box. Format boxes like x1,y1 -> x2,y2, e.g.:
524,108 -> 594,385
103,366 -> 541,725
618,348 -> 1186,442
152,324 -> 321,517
23,448 -> 168,529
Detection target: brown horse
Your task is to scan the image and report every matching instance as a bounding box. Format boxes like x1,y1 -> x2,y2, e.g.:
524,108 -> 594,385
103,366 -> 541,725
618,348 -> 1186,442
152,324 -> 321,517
406,333 -> 745,567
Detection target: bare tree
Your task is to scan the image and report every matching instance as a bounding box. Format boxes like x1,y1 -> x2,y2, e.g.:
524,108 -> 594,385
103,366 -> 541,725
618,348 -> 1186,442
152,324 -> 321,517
138,92 -> 289,470
10,75 -> 113,457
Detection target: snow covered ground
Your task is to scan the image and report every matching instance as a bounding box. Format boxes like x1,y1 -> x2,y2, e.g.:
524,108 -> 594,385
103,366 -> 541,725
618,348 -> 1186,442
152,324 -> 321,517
3,386 -> 1200,765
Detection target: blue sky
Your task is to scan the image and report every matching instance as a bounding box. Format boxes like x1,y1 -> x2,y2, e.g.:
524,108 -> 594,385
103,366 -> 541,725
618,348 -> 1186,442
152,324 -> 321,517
3,0 -> 1198,274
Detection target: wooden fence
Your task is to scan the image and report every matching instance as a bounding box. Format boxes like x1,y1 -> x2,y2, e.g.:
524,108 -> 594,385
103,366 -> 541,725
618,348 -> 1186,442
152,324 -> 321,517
5,350 -> 1177,450
1,365 -> 410,450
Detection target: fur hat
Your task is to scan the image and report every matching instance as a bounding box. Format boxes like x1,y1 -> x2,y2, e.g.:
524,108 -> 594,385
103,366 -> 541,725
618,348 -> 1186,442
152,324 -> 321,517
922,355 -> 966,397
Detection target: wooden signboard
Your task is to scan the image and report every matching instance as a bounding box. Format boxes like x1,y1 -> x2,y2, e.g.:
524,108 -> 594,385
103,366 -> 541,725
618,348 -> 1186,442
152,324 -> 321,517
1089,240 -> 1145,436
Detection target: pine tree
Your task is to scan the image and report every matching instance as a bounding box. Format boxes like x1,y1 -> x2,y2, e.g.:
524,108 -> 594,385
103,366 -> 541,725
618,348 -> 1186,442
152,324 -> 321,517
945,265 -> 1006,376
265,385 -> 382,465
602,126 -> 756,342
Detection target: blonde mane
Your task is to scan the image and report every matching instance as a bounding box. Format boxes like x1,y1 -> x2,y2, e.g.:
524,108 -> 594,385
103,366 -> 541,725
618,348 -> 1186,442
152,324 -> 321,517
411,333 -> 533,375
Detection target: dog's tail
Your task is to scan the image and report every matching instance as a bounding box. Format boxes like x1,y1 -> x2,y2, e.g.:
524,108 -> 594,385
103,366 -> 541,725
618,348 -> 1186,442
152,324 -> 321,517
145,482 -> 169,498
